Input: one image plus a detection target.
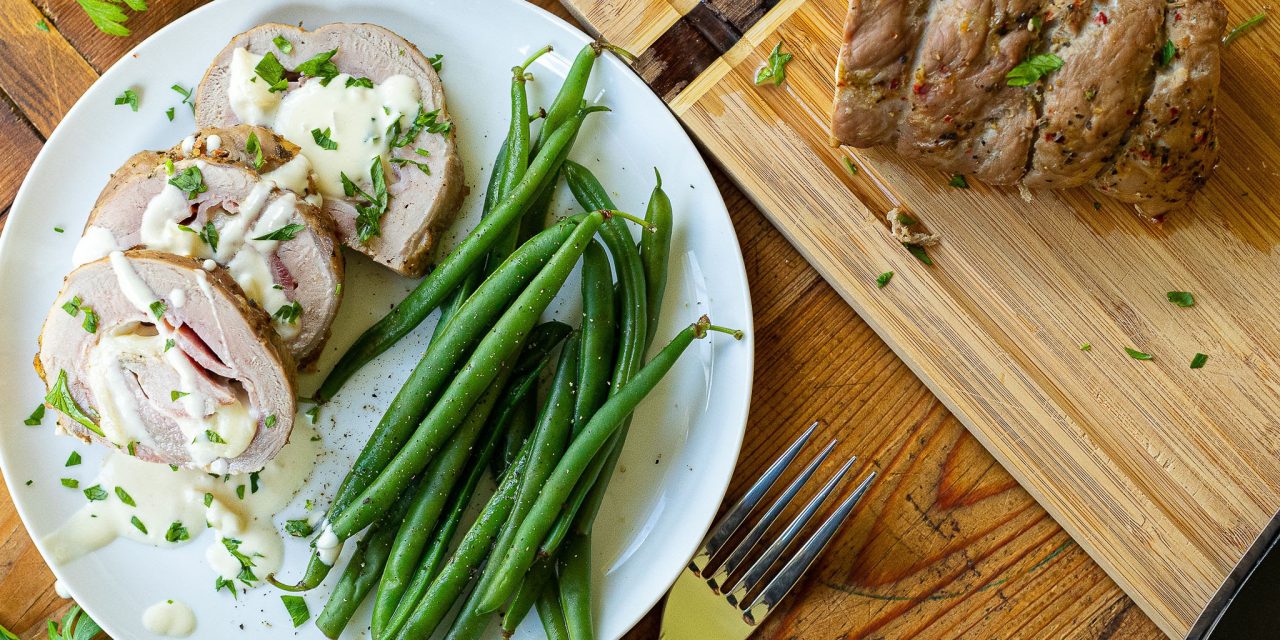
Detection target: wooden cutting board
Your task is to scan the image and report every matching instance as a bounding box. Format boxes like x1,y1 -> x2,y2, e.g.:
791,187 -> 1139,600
558,0 -> 1280,637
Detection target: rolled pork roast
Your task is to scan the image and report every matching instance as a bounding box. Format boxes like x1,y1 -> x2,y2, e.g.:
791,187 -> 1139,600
194,22 -> 465,277
76,125 -> 343,367
831,0 -> 1227,216
36,250 -> 296,474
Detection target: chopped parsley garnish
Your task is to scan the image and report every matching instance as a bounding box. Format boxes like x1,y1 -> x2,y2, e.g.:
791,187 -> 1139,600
171,390 -> 189,401
272,35 -> 293,54
264,414 -> 278,429
83,485 -> 108,501
281,595 -> 310,628
82,307 -> 98,333
130,515 -> 147,534
199,221 -> 219,253
114,88 -> 140,112
841,157 -> 858,176
903,242 -> 933,266
126,441 -> 137,456
305,405 -> 320,423
428,53 -> 444,71
171,83 -> 194,112
36,19 -> 50,32
165,107 -> 175,121
24,404 -> 44,426
1029,16 -> 1043,31
1167,291 -> 1195,308
341,157 -> 389,243
897,212 -> 918,226
255,51 -> 290,92
254,223 -> 305,241
203,492 -> 214,507
44,604 -> 100,640
295,48 -> 340,85
61,478 -> 79,489
876,271 -> 894,288
1125,347 -> 1153,361
77,0 -> 148,37
66,451 -> 81,467
215,576 -> 238,598
305,499 -> 315,510
390,156 -> 431,175
236,484 -> 246,500
285,519 -> 314,537
163,158 -> 175,175
1006,53 -> 1063,87
1080,342 -> 1092,351
345,76 -> 374,89
311,127 -> 338,150
245,131 -> 264,170
754,40 -> 793,86
54,226 -> 64,233
168,165 -> 207,199
164,338 -> 176,352
115,486 -> 136,506
47,369 -> 103,436
948,174 -> 969,189
149,299 -> 166,319
206,430 -> 227,444
1190,352 -> 1209,369
250,471 -> 261,494
273,302 -> 302,324
390,104 -> 451,148
62,295 -> 83,316
1224,12 -> 1266,46
165,521 -> 191,542
1158,39 -> 1176,66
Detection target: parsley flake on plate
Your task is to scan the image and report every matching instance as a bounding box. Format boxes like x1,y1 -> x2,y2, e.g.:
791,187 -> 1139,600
114,88 -> 140,111
755,41 -> 793,86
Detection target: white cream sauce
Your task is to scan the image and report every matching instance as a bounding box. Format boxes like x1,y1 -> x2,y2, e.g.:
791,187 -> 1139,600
45,422 -> 320,592
72,226 -> 121,267
314,523 -> 342,566
142,600 -> 196,637
225,46 -> 423,199
102,252 -> 256,466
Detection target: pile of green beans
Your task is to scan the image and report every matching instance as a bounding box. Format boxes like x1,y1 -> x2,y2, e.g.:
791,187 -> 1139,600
287,42 -> 743,640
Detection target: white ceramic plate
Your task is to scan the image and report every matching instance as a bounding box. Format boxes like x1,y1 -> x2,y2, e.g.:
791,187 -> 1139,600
0,0 -> 753,638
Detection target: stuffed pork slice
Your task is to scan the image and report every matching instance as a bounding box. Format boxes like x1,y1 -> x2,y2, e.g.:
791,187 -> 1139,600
194,22 -> 465,278
76,140 -> 343,367
36,250 -> 296,474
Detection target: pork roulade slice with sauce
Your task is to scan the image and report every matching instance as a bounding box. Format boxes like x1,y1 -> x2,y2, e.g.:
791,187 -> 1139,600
36,250 -> 296,474
194,22 -> 465,277
76,126 -> 343,367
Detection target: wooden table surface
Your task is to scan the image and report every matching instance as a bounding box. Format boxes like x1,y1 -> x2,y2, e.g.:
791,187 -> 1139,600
0,1 -> 1165,638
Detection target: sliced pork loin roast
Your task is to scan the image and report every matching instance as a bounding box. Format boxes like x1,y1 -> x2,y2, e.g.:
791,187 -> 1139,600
830,0 -> 1227,215
194,22 -> 465,277
36,250 -> 295,474
75,126 -> 343,367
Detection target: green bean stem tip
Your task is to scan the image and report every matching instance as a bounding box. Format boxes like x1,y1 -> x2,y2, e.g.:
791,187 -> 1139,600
601,209 -> 655,232
694,315 -> 744,340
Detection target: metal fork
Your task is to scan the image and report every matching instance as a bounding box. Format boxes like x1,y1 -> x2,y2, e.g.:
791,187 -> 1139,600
659,422 -> 876,639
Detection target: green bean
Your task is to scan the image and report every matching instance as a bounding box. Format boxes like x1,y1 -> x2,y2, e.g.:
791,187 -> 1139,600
315,105 -> 606,403
329,211 -> 610,541
517,168 -> 560,243
573,240 -> 617,436
445,333 -> 581,640
370,357 -> 516,638
314,479 -> 418,638
537,575 -> 571,640
640,169 -> 673,346
534,44 -> 601,154
270,217 -> 585,592
389,442 -> 533,640
497,389 -> 537,477
558,532 -> 593,640
486,49 -> 550,275
500,559 -> 555,636
476,317 -> 741,612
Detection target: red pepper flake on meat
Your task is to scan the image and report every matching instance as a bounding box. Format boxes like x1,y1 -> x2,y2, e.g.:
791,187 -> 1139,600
1095,10 -> 1109,24
913,83 -> 930,96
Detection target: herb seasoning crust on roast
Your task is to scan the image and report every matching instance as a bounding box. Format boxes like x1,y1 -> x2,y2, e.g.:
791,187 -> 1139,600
831,0 -> 1227,216
195,23 -> 464,276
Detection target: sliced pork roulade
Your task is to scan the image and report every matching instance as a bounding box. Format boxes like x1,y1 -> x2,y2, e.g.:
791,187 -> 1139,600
76,126 -> 343,367
36,250 -> 295,474
194,22 -> 465,278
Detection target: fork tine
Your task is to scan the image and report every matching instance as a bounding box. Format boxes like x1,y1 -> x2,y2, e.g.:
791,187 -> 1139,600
706,440 -> 838,592
725,454 -> 857,606
689,422 -> 818,576
742,471 -> 877,626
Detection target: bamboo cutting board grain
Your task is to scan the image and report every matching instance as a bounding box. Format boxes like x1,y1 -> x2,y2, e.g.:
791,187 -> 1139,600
559,0 -> 1280,637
